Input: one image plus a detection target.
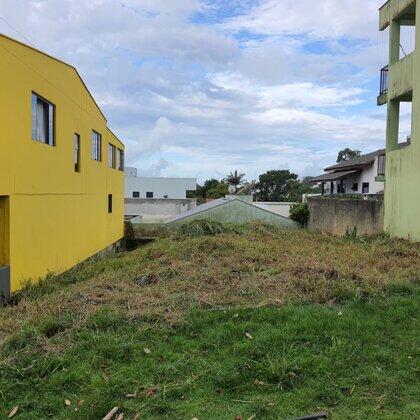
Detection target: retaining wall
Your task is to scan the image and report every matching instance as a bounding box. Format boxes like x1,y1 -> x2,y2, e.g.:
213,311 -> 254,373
308,197 -> 384,236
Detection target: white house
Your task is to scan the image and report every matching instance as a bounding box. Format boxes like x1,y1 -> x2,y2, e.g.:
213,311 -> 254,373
311,149 -> 386,196
124,167 -> 197,221
125,167 -> 197,199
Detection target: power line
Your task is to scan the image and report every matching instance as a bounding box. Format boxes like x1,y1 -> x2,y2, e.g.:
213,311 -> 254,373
0,15 -> 38,48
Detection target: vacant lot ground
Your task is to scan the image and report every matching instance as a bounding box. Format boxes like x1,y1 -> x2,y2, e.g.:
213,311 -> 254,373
0,223 -> 419,419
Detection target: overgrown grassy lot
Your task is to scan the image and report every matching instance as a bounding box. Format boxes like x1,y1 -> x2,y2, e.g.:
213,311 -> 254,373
0,222 -> 419,419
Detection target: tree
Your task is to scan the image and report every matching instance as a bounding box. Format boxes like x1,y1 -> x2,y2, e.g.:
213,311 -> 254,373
224,170 -> 246,189
196,178 -> 220,203
256,170 -> 300,202
337,148 -> 361,163
203,178 -> 220,191
301,176 -> 321,195
206,182 -> 229,199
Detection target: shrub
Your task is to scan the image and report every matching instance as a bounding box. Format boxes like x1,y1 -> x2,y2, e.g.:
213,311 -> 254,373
177,219 -> 238,237
290,202 -> 309,227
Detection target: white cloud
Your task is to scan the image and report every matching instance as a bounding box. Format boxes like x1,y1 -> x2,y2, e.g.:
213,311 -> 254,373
224,0 -> 383,40
0,0 -> 388,182
210,72 -> 365,108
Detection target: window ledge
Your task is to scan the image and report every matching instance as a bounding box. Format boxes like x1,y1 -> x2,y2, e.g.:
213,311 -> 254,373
397,140 -> 411,149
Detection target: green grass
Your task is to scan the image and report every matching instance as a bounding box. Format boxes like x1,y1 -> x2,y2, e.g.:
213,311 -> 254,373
1,290 -> 419,419
0,223 -> 419,419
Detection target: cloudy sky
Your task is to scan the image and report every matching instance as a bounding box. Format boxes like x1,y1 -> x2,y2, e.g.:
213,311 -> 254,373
1,0 -> 409,182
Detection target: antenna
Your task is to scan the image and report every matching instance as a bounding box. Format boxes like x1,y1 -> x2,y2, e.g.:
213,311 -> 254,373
0,15 -> 38,48
228,185 -> 236,194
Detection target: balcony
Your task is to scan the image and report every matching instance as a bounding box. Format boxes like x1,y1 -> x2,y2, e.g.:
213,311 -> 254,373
378,52 -> 414,106
379,0 -> 416,31
378,65 -> 389,105
380,65 -> 389,94
388,52 -> 414,100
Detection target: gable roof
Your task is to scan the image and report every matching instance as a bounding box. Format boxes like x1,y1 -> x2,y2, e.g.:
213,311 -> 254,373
166,197 -> 295,226
310,170 -> 360,183
325,149 -> 385,172
166,198 -> 230,223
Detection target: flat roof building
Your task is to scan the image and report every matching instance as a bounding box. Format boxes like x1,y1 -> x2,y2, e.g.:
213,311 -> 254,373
125,167 -> 196,199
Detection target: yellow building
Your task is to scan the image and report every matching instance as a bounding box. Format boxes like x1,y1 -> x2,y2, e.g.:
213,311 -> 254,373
378,0 -> 420,242
0,33 -> 125,296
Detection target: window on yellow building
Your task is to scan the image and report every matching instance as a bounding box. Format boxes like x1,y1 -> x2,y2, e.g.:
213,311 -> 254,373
92,130 -> 102,161
108,194 -> 113,213
108,143 -> 116,169
31,92 -> 54,146
118,148 -> 124,171
74,134 -> 81,172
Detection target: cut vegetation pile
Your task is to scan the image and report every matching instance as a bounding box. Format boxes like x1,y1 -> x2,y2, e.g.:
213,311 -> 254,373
0,222 -> 419,419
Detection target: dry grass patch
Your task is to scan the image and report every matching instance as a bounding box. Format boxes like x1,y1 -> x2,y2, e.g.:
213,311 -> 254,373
1,223 -> 418,346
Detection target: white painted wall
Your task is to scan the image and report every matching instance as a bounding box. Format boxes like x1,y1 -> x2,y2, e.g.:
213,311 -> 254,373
254,202 -> 296,218
125,198 -> 196,222
125,168 -> 197,199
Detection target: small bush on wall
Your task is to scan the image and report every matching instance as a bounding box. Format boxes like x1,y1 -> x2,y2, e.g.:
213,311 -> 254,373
290,202 -> 309,227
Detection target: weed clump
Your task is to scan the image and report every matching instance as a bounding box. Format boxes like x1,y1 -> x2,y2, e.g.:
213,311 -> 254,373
177,219 -> 241,237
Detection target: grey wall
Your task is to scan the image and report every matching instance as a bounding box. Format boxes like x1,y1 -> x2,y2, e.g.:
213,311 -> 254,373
254,202 -> 296,218
308,197 -> 384,236
125,198 -> 196,221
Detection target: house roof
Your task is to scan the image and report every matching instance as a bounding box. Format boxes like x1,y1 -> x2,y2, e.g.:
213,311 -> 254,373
165,196 -> 294,225
310,170 -> 360,183
166,198 -> 231,223
324,149 -> 385,172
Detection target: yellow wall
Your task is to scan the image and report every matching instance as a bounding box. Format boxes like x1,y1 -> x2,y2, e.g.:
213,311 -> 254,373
0,34 -> 125,292
382,0 -> 420,242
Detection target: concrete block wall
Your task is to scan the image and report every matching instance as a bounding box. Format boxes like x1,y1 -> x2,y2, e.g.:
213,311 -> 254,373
307,197 -> 384,236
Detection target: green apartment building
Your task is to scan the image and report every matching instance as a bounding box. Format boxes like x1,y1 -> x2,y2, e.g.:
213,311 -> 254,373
378,0 -> 420,242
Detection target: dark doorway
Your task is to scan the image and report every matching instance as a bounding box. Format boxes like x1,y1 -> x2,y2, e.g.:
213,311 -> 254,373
0,197 -> 10,299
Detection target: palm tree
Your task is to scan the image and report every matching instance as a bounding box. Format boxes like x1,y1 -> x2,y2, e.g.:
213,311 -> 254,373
224,170 -> 246,188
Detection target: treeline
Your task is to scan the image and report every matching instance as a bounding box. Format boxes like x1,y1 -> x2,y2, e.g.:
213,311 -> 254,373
188,170 -> 320,203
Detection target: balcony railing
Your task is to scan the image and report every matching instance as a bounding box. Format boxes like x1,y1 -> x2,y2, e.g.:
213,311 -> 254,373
380,65 -> 389,95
